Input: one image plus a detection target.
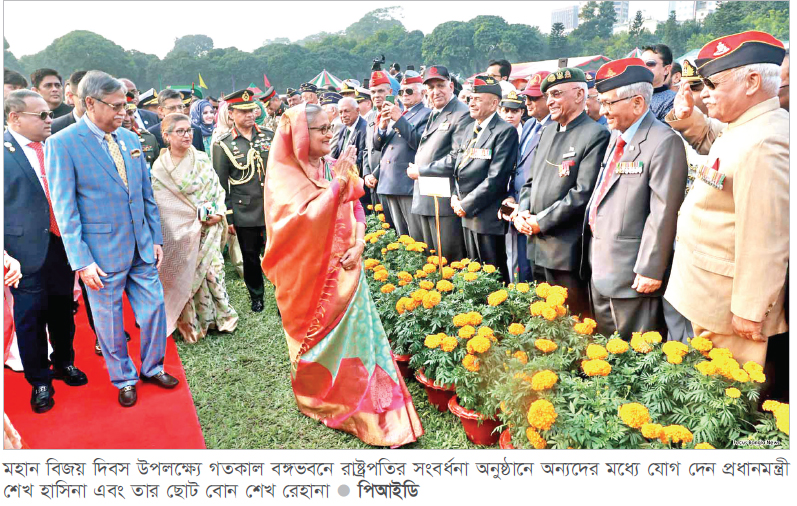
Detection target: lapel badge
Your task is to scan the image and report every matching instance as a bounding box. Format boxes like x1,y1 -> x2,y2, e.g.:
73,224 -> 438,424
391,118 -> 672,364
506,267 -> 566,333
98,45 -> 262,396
4,141 -> 15,152
119,140 -> 127,151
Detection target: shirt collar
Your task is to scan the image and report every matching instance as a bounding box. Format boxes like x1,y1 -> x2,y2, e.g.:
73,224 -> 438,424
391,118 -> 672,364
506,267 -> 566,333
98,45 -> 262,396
477,111 -> 497,128
8,128 -> 34,148
619,111 -> 648,144
83,114 -> 117,140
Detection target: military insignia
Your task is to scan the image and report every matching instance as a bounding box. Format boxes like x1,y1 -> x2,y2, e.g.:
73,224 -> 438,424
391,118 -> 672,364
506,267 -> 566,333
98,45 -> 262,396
469,148 -> 492,160
508,91 -> 518,100
242,91 -> 250,101
562,151 -> 576,159
547,74 -> 556,83
4,141 -> 15,152
564,70 -> 572,79
439,122 -> 450,131
616,161 -> 643,175
714,42 -> 730,56
530,74 -> 542,85
559,160 -> 575,177
682,59 -> 698,79
119,140 -> 127,151
130,149 -> 141,158
606,69 -> 616,77
696,158 -> 725,189
556,72 -> 564,79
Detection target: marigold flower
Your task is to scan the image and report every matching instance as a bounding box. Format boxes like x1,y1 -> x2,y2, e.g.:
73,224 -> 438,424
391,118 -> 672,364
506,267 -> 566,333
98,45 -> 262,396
630,333 -> 653,353
397,271 -> 413,282
419,280 -> 434,290
586,344 -> 609,360
477,326 -> 494,338
535,339 -> 558,353
459,325 -> 476,339
542,307 -> 557,321
396,297 -> 413,315
373,264 -> 387,272
377,213 -> 386,222
690,335 -> 713,352
660,425 -> 693,445
367,205 -> 374,210
618,403 -> 651,429
374,204 -> 383,212
467,312 -> 483,326
694,443 -> 715,449
731,369 -> 750,383
397,234 -> 413,245
582,359 -> 611,377
424,334 -> 443,349
546,293 -> 565,307
749,371 -> 766,383
440,335 -> 458,352
381,248 -> 387,255
450,261 -> 464,270
555,305 -> 567,316
606,338 -> 629,354
643,331 -> 663,344
374,270 -> 389,282
467,335 -> 491,354
763,400 -> 783,413
774,404 -> 789,435
460,258 -> 471,265
422,291 -> 442,309
667,354 -> 683,365
573,322 -> 593,335
583,318 -> 597,330
662,341 -> 689,357
452,314 -> 469,327
364,259 -> 380,270
487,289 -> 508,306
386,242 -> 400,251
411,289 -> 428,302
527,399 -> 558,431
468,262 -> 481,273
535,283 -> 551,298
436,280 -> 454,292
463,272 -> 478,281
516,283 -> 530,293
508,323 -> 525,336
531,370 -> 558,391
709,348 -> 733,360
421,263 -> 436,274
693,360 -> 715,376
462,354 -> 480,372
483,264 -> 496,273
641,423 -> 664,439
442,267 -> 455,279
380,284 -> 396,294
398,280 -> 410,286
513,350 -> 528,364
414,270 -> 428,279
713,356 -> 741,380
525,427 -> 547,449
382,223 -> 390,229
530,301 -> 547,317
725,387 -> 741,399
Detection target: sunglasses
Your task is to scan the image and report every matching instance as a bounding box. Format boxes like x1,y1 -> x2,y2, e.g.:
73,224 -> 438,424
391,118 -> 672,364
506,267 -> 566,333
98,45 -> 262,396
699,70 -> 734,90
19,110 -> 54,120
644,60 -> 659,68
688,81 -> 705,92
398,88 -> 415,96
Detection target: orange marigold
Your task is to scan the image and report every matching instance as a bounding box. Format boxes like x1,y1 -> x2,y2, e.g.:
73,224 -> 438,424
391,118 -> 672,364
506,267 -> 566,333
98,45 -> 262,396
530,370 -> 558,391
373,270 -> 389,282
440,335 -> 458,352
452,314 -> 469,327
530,301 -> 547,317
690,335 -> 714,352
477,326 -> 494,338
386,242 -> 400,251
546,293 -> 565,307
364,259 -> 380,270
630,333 -> 653,353
422,263 -> 437,274
422,291 -> 442,309
582,359 -> 611,377
414,270 -> 428,279
525,427 -> 547,449
424,334 -> 443,349
462,354 -> 480,372
450,261 -> 464,270
411,289 -> 428,302
466,335 -> 491,354
643,331 -> 663,344
542,306 -> 557,321
374,204 -> 384,212
641,423 -> 664,439
467,312 -> 483,326
694,443 -> 715,449
515,283 -> 530,293
586,344 -> 609,360
442,267 -> 455,279
380,284 -> 396,294
419,280 -> 434,290
527,399 -> 558,431
508,323 -> 525,336
487,289 -> 509,306
513,350 -> 528,364
397,271 -> 413,282
725,387 -> 741,398
437,280 -> 454,292
463,272 -> 478,281
459,325 -> 476,339
606,338 -> 629,355
660,425 -> 694,445
618,403 -> 651,429
535,339 -> 558,353
382,223 -> 390,229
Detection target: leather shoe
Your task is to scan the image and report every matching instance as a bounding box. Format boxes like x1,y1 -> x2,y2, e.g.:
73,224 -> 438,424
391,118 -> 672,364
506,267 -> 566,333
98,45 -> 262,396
31,384 -> 55,414
53,365 -> 88,386
119,385 -> 137,407
140,371 -> 179,389
251,299 -> 264,312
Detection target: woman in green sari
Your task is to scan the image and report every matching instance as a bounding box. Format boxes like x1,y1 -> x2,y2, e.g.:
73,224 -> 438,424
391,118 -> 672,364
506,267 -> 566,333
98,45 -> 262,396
151,113 -> 238,342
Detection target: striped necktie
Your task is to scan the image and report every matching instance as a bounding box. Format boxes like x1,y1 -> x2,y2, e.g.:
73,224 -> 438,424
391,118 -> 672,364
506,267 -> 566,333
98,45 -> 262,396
104,134 -> 128,189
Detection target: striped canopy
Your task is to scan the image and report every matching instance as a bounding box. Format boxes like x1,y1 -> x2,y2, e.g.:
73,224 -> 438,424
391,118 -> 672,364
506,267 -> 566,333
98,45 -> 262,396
309,69 -> 344,91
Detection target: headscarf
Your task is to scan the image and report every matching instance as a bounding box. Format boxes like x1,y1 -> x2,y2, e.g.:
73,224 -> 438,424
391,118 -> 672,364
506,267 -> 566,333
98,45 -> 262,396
210,101 -> 233,147
253,100 -> 268,127
190,99 -> 215,138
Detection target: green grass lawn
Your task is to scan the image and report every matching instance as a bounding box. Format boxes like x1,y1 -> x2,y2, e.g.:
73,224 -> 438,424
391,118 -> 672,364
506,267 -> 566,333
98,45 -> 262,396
175,262 -> 483,449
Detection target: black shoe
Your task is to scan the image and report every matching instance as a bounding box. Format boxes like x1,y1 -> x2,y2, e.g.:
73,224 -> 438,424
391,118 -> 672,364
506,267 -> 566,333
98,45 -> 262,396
72,301 -> 79,315
125,331 -> 131,342
251,299 -> 264,313
53,365 -> 88,386
94,339 -> 103,356
31,384 -> 55,414
119,385 -> 137,407
140,370 -> 179,389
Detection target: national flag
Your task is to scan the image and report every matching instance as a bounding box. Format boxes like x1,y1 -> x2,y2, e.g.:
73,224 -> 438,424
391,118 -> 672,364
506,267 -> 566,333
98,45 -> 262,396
198,73 -> 208,89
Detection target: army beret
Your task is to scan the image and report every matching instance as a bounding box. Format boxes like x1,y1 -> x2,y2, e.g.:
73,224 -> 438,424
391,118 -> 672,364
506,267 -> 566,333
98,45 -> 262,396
299,82 -> 318,94
286,87 -> 300,97
539,67 -> 586,94
595,58 -> 654,93
696,30 -> 785,78
472,75 -> 502,98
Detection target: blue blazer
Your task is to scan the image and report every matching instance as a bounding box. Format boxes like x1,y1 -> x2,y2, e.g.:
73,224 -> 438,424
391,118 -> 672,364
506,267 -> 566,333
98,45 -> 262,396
3,131 -> 54,274
46,116 -> 163,273
372,104 -> 431,196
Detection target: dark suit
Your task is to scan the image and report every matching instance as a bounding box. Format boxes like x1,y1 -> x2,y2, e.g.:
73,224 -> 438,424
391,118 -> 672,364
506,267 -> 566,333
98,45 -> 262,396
414,97 -> 474,263
332,116 -> 367,174
518,111 -> 610,317
51,102 -> 73,119
4,130 -> 76,388
148,122 -> 205,153
136,108 -> 160,130
361,110 -> 381,210
50,111 -> 78,135
372,103 -> 431,238
582,111 -> 687,339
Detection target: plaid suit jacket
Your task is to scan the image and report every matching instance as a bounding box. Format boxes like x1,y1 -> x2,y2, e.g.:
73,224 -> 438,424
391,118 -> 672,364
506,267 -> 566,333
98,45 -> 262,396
46,116 -> 163,273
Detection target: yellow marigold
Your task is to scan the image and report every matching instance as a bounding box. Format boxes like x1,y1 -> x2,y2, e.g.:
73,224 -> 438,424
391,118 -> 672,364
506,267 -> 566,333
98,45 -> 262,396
709,348 -> 733,360
732,369 -> 750,383
375,230 -> 387,237
483,264 -> 496,273
743,361 -> 764,374
386,242 -> 400,251
660,425 -> 694,445
404,299 -> 420,312
487,289 -> 508,306
398,280 -> 410,287
374,204 -> 383,212
573,322 -> 593,335
382,223 -> 390,229
513,350 -> 528,364
695,360 -> 717,376
414,270 -> 428,279
367,204 -> 374,210
618,403 -> 651,429
462,354 -> 480,372
641,423 -> 664,439
546,293 -> 565,307
369,237 -> 378,244
582,359 -> 612,377
548,285 -> 568,299
662,341 -> 689,357
749,371 -> 766,383
535,283 -> 551,298
535,339 -> 558,353
525,427 -> 547,449
381,248 -> 387,255
436,280 -> 454,292
468,262 -> 481,273
364,259 -> 380,270
606,338 -> 629,355
467,312 -> 483,326
422,291 -> 442,309
527,399 -> 558,431
725,387 -> 741,398
373,270 -> 389,282
397,271 -> 413,282
690,335 -> 713,352
642,331 -> 662,344
424,333 -> 443,349
377,213 -> 386,222
459,325 -> 476,339
421,263 -> 436,274
396,297 -> 413,315
419,280 -> 434,290
531,370 -> 559,391
583,318 -> 597,330
667,354 -> 683,365
460,258 -> 471,265
542,306 -> 557,321
713,356 -> 741,380
530,301 -> 547,316
450,261 -> 464,270
774,404 -> 789,435
555,305 -> 567,316
467,335 -> 491,354
694,443 -> 715,449
373,264 -> 387,272
411,289 -> 428,302
442,267 -> 455,279
508,323 -> 525,336
586,344 -> 609,360
515,283 -> 530,293
463,272 -> 478,281
397,234 -> 413,244
507,283 -> 515,290
630,333 -> 653,354
763,400 -> 783,412
452,314 -> 469,327
440,335 -> 458,352
477,326 -> 494,338
380,284 -> 396,294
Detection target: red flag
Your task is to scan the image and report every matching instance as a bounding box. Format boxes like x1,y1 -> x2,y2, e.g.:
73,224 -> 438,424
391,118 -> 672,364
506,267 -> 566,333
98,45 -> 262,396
263,73 -> 271,89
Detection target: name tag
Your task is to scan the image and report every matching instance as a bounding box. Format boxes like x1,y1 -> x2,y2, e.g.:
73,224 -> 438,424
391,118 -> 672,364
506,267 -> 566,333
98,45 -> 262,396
439,122 -> 450,131
468,148 -> 492,160
696,158 -> 725,189
562,151 -> 576,159
616,161 -> 643,175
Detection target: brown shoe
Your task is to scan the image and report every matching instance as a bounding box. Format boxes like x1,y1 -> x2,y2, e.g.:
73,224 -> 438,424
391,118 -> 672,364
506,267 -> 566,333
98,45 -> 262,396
118,385 -> 137,407
140,371 -> 179,389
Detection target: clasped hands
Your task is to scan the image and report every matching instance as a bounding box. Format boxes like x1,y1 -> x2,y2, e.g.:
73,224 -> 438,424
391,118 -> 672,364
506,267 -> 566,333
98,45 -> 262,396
513,210 -> 540,235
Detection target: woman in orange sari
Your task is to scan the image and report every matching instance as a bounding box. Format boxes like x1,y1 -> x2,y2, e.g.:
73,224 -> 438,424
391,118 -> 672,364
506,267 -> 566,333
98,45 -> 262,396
262,104 -> 423,447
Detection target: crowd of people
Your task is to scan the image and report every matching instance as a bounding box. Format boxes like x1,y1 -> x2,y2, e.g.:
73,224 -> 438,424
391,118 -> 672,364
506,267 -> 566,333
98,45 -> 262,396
2,29 -> 790,448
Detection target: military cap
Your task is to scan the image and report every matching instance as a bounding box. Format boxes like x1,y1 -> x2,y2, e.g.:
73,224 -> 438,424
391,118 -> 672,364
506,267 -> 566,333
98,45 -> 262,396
585,71 -> 597,89
680,59 -> 700,83
354,87 -> 371,103
595,58 -> 654,93
520,71 -> 551,98
138,88 -> 158,107
177,90 -> 193,105
191,88 -> 204,99
471,75 -> 502,98
225,88 -> 259,110
125,90 -> 137,111
500,89 -> 525,109
370,70 -> 391,87
319,91 -> 342,106
401,70 -> 422,85
344,78 -> 361,88
339,81 -> 357,96
406,65 -> 415,71
257,86 -> 276,102
539,67 -> 586,94
299,82 -> 318,94
422,65 -> 451,84
696,30 -> 785,78
286,87 -> 300,97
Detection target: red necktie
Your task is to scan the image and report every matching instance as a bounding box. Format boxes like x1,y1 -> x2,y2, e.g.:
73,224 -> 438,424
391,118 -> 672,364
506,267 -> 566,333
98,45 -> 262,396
28,141 -> 60,237
588,137 -> 626,233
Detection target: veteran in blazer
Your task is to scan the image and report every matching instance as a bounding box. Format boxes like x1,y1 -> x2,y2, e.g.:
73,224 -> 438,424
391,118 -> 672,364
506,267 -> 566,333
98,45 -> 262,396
407,65 -> 473,263
516,68 -> 610,317
362,70 -> 394,211
664,31 -> 789,368
582,59 -> 687,339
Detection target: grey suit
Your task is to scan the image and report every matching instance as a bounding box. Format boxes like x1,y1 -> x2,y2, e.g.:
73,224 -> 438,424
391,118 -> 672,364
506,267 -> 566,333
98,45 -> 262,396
361,109 -> 381,211
414,97 -> 474,262
373,103 -> 431,238
582,111 -> 687,338
519,111 -> 610,316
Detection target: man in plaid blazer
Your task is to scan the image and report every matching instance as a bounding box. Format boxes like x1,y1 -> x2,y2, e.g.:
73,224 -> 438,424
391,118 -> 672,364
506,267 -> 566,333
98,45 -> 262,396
47,71 -> 179,407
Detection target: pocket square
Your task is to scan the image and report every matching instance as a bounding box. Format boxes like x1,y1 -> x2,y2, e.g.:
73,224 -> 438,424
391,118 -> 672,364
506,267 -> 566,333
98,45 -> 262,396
130,149 -> 141,158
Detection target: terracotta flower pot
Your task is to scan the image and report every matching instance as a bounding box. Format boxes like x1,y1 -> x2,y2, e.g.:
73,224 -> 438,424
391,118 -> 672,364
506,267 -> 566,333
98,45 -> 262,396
499,429 -> 515,449
393,353 -> 412,379
414,369 -> 456,412
448,395 -> 502,446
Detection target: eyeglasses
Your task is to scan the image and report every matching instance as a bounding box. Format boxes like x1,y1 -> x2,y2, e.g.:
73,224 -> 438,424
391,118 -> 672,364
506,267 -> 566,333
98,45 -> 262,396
587,93 -> 599,100
688,81 -> 705,92
18,110 -> 54,120
398,88 -> 415,96
597,95 -> 638,112
309,125 -> 334,135
93,97 -> 127,112
169,128 -> 194,137
544,87 -> 579,100
644,60 -> 659,68
164,104 -> 187,112
525,95 -> 543,102
699,70 -> 734,90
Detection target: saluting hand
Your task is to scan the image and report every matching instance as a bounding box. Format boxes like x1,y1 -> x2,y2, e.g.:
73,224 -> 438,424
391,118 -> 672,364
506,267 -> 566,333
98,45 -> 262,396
673,81 -> 695,120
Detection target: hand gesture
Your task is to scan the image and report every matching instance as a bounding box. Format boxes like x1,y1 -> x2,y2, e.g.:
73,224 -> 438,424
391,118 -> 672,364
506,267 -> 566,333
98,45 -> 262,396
406,163 -> 420,180
364,175 -> 378,188
340,240 -> 365,271
673,81 -> 695,120
334,145 -> 358,181
379,103 -> 393,129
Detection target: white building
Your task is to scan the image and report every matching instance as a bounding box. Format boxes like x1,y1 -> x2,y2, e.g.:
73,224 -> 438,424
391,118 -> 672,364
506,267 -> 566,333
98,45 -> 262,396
552,5 -> 580,32
613,1 -> 630,23
667,1 -> 719,22
612,15 -> 658,36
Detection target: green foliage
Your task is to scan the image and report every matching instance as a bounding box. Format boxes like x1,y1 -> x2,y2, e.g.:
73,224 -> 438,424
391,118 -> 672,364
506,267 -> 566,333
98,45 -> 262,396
168,34 -> 214,59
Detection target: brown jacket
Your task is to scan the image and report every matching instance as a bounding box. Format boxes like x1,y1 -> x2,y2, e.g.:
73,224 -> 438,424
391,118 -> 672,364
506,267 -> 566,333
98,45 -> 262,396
664,97 -> 789,336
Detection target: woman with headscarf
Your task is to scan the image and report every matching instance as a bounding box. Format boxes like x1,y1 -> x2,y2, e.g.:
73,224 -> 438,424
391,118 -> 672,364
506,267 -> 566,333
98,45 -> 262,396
151,113 -> 238,343
190,98 -> 216,153
262,104 -> 423,447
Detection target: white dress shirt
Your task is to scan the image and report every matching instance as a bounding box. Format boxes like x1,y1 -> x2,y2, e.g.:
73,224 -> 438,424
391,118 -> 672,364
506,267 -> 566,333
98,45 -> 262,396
8,128 -> 47,193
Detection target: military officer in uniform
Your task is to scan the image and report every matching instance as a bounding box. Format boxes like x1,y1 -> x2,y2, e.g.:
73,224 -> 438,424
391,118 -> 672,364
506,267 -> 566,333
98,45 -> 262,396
286,88 -> 302,108
515,68 -> 610,318
299,83 -> 319,105
138,88 -> 159,114
123,91 -> 159,168
212,89 -> 274,313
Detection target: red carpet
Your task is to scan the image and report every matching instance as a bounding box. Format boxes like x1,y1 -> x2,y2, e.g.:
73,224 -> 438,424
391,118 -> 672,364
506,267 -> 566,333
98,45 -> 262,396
3,295 -> 206,449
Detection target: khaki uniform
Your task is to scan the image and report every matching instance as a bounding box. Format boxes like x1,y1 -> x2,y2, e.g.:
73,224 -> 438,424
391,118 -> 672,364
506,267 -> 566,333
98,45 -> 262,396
664,98 -> 789,365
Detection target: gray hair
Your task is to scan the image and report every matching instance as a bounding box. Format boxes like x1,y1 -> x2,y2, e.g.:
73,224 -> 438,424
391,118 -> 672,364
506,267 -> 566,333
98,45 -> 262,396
339,97 -> 357,110
732,63 -> 781,96
614,81 -> 654,105
572,82 -> 588,104
322,103 -> 339,113
158,88 -> 182,106
4,89 -> 45,117
305,104 -> 324,126
77,70 -> 127,109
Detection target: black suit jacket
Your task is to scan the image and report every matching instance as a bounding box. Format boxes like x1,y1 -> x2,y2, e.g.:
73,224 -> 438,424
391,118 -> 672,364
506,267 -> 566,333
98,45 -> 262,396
137,108 -> 160,130
148,122 -> 205,152
332,116 -> 367,175
3,131 -> 55,274
50,111 -> 77,136
373,104 -> 431,196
